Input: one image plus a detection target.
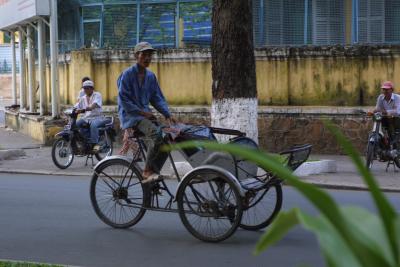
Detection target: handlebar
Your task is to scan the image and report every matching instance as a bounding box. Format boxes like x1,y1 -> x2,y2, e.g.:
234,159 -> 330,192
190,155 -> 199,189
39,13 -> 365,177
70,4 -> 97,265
367,112 -> 400,118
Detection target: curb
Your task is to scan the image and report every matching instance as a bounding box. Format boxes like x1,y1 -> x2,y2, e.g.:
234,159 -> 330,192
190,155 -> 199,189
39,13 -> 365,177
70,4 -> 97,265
298,181 -> 400,193
0,169 -> 91,176
294,160 -> 337,176
0,149 -> 25,160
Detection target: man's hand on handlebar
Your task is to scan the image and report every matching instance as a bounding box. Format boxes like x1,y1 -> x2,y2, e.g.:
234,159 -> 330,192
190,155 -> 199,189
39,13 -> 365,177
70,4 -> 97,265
140,111 -> 157,121
76,109 -> 86,114
166,116 -> 177,127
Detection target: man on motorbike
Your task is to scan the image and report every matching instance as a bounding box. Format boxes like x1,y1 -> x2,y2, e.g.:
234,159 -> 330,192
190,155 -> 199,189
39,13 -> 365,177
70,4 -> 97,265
76,76 -> 91,103
373,81 -> 400,145
117,42 -> 177,183
75,80 -> 106,152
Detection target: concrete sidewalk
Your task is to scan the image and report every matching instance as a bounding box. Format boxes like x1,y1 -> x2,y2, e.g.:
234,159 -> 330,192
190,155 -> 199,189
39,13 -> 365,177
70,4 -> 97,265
0,126 -> 399,192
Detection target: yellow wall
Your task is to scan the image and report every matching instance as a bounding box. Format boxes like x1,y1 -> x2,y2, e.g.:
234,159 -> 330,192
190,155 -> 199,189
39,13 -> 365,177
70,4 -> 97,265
55,48 -> 400,107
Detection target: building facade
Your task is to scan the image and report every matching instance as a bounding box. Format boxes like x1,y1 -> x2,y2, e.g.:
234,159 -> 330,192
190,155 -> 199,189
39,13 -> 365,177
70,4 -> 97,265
56,0 -> 400,52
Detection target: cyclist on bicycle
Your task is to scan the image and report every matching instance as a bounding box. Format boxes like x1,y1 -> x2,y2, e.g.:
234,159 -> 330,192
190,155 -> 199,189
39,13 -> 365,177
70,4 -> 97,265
373,81 -> 400,145
117,42 -> 176,183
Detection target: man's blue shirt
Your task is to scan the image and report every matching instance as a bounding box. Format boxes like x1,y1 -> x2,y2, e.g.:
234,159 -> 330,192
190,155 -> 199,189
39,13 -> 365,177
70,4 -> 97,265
117,64 -> 171,129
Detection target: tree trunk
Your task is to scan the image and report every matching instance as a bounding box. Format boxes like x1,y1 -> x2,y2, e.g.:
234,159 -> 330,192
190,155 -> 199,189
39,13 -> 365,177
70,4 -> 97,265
211,0 -> 258,142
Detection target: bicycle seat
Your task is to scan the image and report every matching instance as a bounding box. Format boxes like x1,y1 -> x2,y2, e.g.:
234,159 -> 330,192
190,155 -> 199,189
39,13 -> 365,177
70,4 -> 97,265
240,178 -> 266,190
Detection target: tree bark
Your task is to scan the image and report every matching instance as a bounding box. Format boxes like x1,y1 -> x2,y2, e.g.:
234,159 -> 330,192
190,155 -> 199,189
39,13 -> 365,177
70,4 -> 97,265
211,0 -> 258,142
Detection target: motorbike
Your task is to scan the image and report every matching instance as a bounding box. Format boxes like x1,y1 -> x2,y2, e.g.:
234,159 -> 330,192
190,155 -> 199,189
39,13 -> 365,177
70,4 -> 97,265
51,108 -> 115,169
365,112 -> 400,170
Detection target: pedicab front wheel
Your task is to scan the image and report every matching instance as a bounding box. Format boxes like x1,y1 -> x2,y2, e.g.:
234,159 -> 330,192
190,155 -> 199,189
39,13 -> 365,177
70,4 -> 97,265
90,158 -> 149,228
176,168 -> 243,242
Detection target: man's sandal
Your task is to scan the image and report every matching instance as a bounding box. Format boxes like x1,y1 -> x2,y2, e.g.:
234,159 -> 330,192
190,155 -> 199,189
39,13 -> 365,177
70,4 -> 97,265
141,173 -> 164,184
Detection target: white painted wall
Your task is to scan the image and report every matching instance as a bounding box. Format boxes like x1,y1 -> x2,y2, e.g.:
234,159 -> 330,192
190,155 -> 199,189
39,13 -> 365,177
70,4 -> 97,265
211,98 -> 258,143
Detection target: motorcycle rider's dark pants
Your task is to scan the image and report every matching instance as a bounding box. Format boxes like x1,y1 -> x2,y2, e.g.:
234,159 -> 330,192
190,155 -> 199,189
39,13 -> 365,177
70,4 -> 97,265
382,117 -> 400,147
76,118 -> 107,144
134,118 -> 168,174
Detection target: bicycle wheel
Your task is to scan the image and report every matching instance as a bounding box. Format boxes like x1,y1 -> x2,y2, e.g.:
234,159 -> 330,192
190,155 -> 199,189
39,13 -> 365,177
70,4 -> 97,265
176,168 -> 243,242
366,142 -> 376,169
90,158 -> 148,228
95,132 -> 113,161
240,184 -> 282,231
51,138 -> 74,169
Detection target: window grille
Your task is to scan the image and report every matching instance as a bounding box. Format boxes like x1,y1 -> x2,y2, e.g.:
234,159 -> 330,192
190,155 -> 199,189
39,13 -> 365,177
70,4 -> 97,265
68,0 -> 358,50
82,5 -> 102,48
252,0 -> 263,47
103,4 -> 137,48
82,5 -> 102,20
180,1 -> 212,47
385,0 -> 400,43
263,0 -> 312,46
313,0 -> 345,45
139,3 -> 176,48
358,0 -> 384,43
59,1 -> 81,53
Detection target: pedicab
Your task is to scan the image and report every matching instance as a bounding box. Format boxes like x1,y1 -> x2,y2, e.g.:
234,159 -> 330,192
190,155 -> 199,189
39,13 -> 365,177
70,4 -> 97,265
89,124 -> 312,242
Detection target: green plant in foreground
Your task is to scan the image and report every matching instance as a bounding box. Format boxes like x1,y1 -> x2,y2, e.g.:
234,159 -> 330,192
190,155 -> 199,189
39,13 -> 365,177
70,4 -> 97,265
169,123 -> 400,267
0,261 -> 62,267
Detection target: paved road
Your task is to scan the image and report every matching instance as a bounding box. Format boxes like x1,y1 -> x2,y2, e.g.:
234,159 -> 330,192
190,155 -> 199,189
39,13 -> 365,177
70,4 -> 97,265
0,109 -> 4,126
0,174 -> 399,267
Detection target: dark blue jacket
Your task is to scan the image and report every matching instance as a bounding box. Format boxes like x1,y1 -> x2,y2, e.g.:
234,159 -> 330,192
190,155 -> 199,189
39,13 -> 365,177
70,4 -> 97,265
117,64 -> 171,129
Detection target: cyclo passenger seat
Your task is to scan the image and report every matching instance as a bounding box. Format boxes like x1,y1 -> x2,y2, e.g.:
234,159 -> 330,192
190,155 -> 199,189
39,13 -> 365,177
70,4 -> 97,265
240,144 -> 312,191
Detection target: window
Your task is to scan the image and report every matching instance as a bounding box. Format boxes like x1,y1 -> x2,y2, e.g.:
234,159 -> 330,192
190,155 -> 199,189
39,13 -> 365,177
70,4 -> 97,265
3,32 -> 11,44
139,3 -> 176,48
385,0 -> 400,43
313,0 -> 345,45
103,4 -> 137,48
82,5 -> 102,48
357,0 -> 384,43
180,1 -> 212,46
264,0 -> 312,46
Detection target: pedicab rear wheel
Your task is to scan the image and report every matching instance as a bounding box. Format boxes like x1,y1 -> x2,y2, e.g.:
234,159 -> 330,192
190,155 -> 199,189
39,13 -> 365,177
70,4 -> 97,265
239,183 -> 282,231
90,158 -> 149,228
176,168 -> 243,242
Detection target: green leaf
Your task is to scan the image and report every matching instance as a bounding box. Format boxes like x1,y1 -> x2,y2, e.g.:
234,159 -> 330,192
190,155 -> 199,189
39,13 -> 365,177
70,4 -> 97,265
325,122 -> 399,262
256,207 -> 394,267
395,217 -> 400,264
340,206 -> 394,264
255,208 -> 300,254
168,141 -> 394,266
296,210 -> 362,267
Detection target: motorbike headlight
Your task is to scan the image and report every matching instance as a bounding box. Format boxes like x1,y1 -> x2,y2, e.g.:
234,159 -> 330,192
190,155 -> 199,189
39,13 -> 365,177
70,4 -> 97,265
374,113 -> 382,121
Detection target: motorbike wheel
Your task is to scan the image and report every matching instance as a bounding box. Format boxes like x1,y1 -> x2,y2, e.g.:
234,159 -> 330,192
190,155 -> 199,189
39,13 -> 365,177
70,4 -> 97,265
52,138 -> 74,169
95,132 -> 113,161
366,142 -> 376,169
